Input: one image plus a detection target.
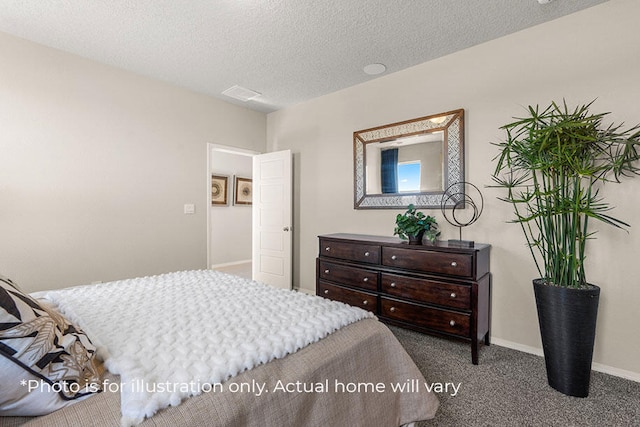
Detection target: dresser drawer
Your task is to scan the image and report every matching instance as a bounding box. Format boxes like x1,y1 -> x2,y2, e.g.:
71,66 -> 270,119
382,247 -> 473,278
320,238 -> 380,264
317,234 -> 491,364
381,273 -> 470,310
318,281 -> 377,312
318,260 -> 378,291
381,297 -> 470,336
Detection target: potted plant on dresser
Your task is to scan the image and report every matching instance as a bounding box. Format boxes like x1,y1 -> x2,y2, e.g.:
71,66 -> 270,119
393,204 -> 440,245
491,100 -> 640,397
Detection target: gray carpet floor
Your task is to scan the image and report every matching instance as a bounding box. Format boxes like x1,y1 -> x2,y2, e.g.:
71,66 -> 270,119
389,326 -> 640,426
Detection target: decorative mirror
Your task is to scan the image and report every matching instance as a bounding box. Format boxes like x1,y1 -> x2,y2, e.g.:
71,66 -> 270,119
353,109 -> 464,209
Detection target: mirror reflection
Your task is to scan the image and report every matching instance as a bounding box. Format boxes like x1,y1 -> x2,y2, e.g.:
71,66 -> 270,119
353,109 -> 464,209
365,131 -> 444,195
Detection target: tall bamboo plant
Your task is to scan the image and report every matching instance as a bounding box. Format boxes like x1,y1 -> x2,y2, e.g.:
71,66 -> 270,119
492,101 -> 640,288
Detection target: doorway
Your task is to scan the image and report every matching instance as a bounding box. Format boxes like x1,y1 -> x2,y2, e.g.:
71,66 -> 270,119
207,145 -> 293,289
207,144 -> 258,276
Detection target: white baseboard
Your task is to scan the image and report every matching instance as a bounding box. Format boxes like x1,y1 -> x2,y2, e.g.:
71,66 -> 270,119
490,337 -> 544,357
591,362 -> 640,383
491,337 -> 640,383
210,259 -> 251,269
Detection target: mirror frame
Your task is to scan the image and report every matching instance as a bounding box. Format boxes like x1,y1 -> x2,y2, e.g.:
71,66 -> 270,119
353,109 -> 465,209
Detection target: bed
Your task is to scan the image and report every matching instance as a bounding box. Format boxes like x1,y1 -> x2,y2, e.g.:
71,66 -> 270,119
1,270 -> 439,426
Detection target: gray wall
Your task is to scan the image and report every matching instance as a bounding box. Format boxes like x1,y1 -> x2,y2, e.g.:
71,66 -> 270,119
0,31 -> 266,291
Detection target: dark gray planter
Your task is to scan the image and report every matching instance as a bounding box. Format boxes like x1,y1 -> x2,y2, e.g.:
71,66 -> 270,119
408,230 -> 425,245
533,279 -> 600,397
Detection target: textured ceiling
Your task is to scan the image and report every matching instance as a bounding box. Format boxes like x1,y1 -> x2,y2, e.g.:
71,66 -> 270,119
0,0 -> 608,113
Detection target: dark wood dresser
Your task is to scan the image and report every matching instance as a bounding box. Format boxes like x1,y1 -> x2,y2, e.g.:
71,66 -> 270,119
316,233 -> 491,364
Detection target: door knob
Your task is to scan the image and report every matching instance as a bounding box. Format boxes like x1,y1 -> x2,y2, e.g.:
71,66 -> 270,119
283,226 -> 290,231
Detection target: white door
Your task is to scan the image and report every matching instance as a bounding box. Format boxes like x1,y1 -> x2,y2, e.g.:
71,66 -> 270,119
252,150 -> 292,289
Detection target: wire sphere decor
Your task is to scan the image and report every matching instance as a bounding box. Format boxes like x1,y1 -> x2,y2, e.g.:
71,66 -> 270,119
440,181 -> 484,246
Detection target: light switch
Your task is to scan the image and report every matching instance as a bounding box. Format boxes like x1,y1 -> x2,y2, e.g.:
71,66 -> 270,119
184,204 -> 195,214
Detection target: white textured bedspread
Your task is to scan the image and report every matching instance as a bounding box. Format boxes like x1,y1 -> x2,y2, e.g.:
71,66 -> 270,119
34,270 -> 374,426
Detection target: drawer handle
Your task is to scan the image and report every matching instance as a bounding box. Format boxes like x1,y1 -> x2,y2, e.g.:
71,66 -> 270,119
451,261 -> 457,267
450,292 -> 456,298
389,307 -> 396,312
364,251 -> 370,257
391,255 -> 397,260
449,320 -> 456,326
390,282 -> 396,288
324,269 -> 330,274
363,277 -> 369,282
363,300 -> 368,305
325,247 -> 331,251
324,289 -> 329,295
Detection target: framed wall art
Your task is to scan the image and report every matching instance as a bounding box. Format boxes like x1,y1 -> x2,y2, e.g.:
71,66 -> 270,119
234,177 -> 252,205
211,174 -> 229,205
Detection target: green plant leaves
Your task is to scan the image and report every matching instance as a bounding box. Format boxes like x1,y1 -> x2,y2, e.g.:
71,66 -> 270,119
393,204 -> 441,242
491,100 -> 640,288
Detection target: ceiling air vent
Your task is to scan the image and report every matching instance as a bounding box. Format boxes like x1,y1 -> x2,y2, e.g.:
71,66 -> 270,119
222,85 -> 261,102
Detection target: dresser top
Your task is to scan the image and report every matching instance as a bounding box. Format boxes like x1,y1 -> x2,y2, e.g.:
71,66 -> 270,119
319,233 -> 490,252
